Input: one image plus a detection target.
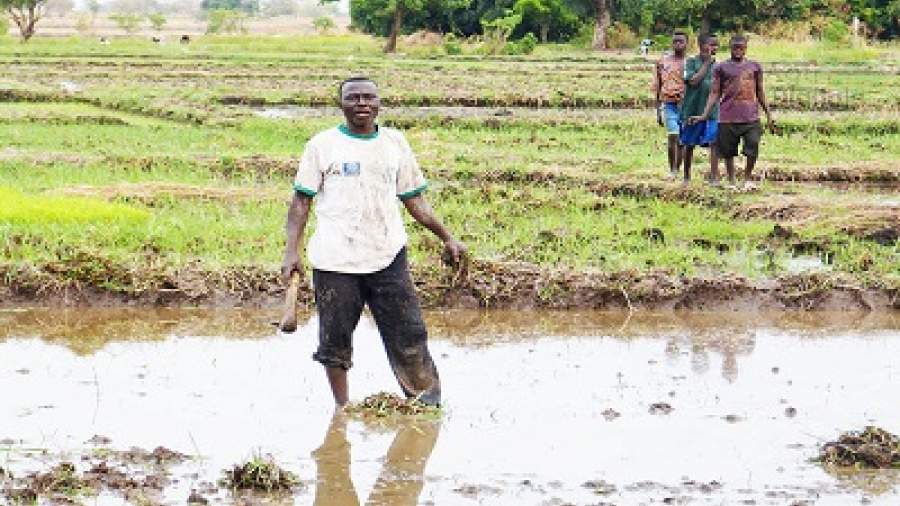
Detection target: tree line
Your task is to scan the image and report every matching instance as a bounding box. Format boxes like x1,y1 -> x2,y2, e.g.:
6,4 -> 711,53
348,0 -> 899,51
2,0 -> 898,44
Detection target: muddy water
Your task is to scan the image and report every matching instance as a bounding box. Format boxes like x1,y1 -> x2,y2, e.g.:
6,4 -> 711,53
1,308 -> 899,506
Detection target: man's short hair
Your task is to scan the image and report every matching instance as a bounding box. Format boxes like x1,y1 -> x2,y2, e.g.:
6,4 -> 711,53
338,76 -> 376,100
672,29 -> 688,40
698,32 -> 716,46
731,34 -> 748,45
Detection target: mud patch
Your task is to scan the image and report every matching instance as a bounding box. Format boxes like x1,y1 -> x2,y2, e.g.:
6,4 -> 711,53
2,257 -> 897,311
1,444 -> 190,506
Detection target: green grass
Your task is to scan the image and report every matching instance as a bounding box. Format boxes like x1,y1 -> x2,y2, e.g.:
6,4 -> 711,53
0,186 -> 150,224
1,36 -> 898,292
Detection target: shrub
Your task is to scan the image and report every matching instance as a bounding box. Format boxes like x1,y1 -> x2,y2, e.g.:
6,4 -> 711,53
313,16 -> 335,34
606,21 -> 638,49
444,33 -> 463,55
822,18 -> 851,45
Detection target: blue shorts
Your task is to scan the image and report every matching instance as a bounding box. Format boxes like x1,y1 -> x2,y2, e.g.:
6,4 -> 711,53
680,119 -> 719,147
661,102 -> 680,134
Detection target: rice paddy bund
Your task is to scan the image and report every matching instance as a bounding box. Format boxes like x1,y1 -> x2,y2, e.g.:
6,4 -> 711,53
1,35 -> 898,310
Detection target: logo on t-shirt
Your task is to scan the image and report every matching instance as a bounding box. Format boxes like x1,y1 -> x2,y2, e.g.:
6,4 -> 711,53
342,161 -> 361,177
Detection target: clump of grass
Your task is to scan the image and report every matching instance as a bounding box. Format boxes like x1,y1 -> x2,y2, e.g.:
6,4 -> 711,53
0,186 -> 149,224
344,392 -> 442,420
222,453 -> 301,492
31,462 -> 86,494
816,426 -> 900,469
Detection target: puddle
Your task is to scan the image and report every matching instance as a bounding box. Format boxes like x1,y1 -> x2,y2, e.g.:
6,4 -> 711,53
1,308 -> 899,505
783,253 -> 830,274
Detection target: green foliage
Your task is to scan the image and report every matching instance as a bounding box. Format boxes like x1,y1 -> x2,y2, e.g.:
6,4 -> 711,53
502,31 -> 537,53
206,8 -> 248,34
444,32 -> 464,53
0,15 -> 9,38
200,0 -> 259,15
312,16 -> 336,34
108,13 -> 143,35
74,14 -> 92,34
480,8 -> 522,54
147,13 -> 167,31
822,18 -> 851,44
606,21 -> 639,49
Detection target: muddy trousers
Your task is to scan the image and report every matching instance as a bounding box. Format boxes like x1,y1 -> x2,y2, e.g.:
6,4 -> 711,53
311,248 -> 442,406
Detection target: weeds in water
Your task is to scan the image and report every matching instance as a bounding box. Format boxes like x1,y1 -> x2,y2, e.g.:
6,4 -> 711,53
222,453 -> 301,492
816,426 -> 900,469
344,392 -> 442,420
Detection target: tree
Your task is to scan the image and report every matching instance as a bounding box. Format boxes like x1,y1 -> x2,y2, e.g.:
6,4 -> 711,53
350,0 -> 471,52
384,0 -> 423,51
2,0 -> 51,41
201,0 -> 260,15
513,0 -> 578,42
85,0 -> 100,15
147,12 -> 166,30
206,8 -> 248,33
109,13 -> 143,34
481,8 -> 522,52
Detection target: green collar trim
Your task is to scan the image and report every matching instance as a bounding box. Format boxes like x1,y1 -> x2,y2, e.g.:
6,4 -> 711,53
339,124 -> 379,139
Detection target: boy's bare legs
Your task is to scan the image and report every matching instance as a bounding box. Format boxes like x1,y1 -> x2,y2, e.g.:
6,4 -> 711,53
682,145 -> 694,183
667,134 -> 682,177
744,154 -> 758,187
325,366 -> 349,406
709,145 -> 720,185
723,157 -> 737,186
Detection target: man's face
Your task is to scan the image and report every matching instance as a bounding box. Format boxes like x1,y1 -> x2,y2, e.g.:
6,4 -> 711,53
730,40 -> 747,60
703,37 -> 719,56
672,35 -> 687,54
340,80 -> 380,132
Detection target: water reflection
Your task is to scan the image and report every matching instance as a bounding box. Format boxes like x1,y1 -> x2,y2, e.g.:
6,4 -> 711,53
312,411 -> 439,506
0,308 -> 274,354
664,329 -> 757,382
2,308 -> 896,355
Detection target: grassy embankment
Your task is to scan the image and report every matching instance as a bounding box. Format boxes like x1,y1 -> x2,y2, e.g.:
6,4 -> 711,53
1,34 -> 898,307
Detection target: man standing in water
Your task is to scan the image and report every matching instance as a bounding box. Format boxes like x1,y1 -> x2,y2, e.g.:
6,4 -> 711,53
679,32 -> 720,185
281,76 -> 467,407
689,34 -> 775,189
652,29 -> 688,179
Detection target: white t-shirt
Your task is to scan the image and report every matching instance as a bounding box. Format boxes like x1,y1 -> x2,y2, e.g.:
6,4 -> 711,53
293,125 -> 428,274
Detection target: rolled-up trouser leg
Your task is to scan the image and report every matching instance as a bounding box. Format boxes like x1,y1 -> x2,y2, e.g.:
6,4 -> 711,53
312,269 -> 365,371
364,248 -> 442,406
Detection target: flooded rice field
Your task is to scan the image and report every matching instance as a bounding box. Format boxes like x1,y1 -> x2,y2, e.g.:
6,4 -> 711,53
1,308 -> 899,506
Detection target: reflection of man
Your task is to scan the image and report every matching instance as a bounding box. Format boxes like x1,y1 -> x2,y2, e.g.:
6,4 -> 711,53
312,410 -> 440,506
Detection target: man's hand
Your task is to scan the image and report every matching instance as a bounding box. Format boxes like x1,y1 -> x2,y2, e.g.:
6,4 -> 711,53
687,115 -> 706,125
281,255 -> 304,284
441,239 -> 469,286
656,103 -> 664,127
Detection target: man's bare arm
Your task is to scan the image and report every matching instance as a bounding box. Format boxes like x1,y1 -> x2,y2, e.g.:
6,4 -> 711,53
402,194 -> 466,264
281,192 -> 312,282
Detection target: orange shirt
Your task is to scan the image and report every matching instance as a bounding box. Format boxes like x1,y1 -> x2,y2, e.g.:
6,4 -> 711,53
652,54 -> 686,103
